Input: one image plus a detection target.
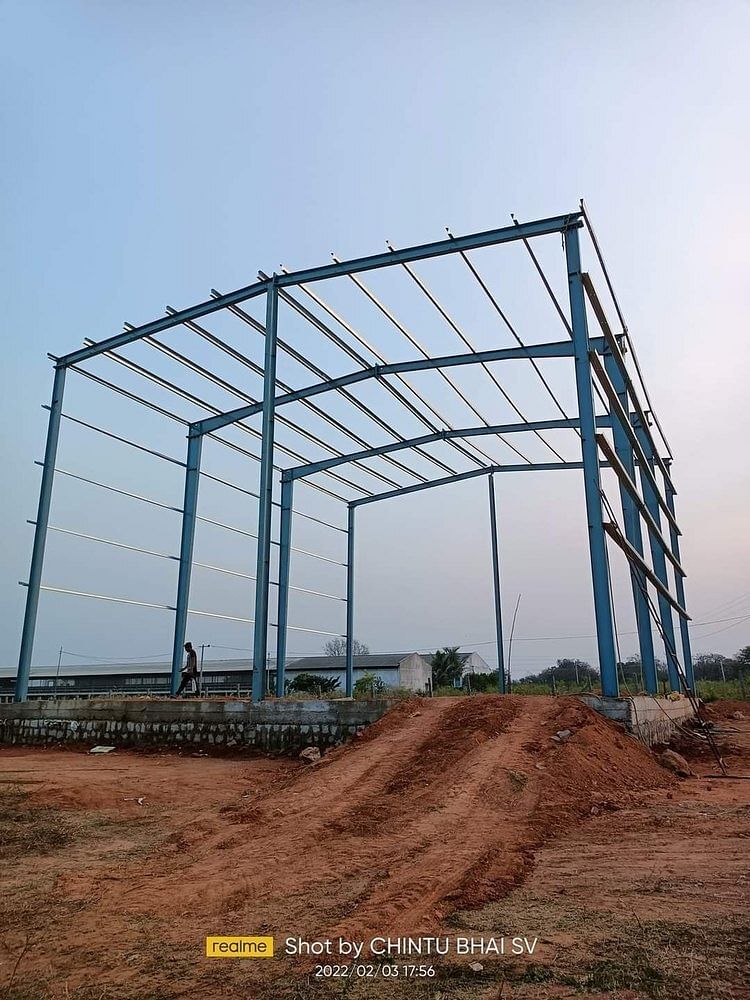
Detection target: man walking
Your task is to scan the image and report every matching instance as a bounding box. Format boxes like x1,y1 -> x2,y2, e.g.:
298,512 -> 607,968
176,641 -> 199,697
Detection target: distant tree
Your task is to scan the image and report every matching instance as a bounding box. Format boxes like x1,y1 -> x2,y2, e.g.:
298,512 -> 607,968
323,638 -> 370,656
464,670 -> 500,693
431,647 -> 464,687
694,652 -> 734,682
353,671 -> 386,699
736,646 -> 750,668
287,672 -> 340,697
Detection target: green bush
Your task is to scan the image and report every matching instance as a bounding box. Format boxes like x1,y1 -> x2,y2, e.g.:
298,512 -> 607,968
353,671 -> 386,699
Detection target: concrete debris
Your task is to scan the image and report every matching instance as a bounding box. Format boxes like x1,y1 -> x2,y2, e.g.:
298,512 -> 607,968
299,746 -> 321,765
551,729 -> 573,743
658,749 -> 693,778
89,745 -> 116,754
468,961 -> 484,972
732,711 -> 745,720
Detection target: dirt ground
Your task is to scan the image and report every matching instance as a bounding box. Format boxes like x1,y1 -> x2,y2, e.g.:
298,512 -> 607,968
0,695 -> 748,1000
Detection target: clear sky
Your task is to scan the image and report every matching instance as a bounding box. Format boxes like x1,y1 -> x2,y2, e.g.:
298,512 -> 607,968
2,0 -> 749,677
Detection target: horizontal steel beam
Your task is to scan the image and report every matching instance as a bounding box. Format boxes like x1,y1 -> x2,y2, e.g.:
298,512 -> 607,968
350,461 -> 599,509
54,214 -> 581,370
277,214 -> 582,287
602,522 -> 690,620
287,418 -> 613,481
192,339 -> 603,438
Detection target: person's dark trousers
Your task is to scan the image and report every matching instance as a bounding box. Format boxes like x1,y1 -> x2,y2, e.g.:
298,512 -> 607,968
176,674 -> 197,697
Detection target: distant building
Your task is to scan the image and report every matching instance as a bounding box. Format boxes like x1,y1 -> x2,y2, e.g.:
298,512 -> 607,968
285,652 -> 432,692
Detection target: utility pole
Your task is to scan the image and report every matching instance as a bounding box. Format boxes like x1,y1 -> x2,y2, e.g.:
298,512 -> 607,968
506,594 -> 522,694
53,646 -> 63,699
199,643 -> 210,697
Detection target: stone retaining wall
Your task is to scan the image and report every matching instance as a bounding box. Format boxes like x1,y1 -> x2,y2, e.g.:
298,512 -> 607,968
0,698 -> 392,753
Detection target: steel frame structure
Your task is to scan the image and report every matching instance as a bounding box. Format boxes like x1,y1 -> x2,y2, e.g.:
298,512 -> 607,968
16,210 -> 695,703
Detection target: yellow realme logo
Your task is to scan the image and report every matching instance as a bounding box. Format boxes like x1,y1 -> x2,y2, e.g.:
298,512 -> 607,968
205,936 -> 274,959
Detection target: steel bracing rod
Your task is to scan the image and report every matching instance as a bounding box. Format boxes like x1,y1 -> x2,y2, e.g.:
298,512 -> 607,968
47,463 -> 343,567
171,434 -> 202,692
191,340 -> 589,438
202,299 -> 430,485
564,226 -> 619,698
345,504 -> 355,698
663,460 -> 695,690
57,214 -> 580,370
333,256 -> 530,466
595,436 -> 684,576
273,275 -> 475,474
579,199 -> 673,460
350,462 -> 593,509
279,272 -> 494,472
43,523 -> 343,600
30,586 -> 343,637
16,367 -> 66,701
601,354 -> 658,694
387,242 -> 567,463
447,229 -> 575,428
487,474 -> 506,692
66,361 -> 347,503
588,351 -> 679,532
580,279 -> 675,491
189,304 -> 441,482
55,409 -> 186,467
252,283 -> 278,703
82,342 -> 375,498
285,418 -> 603,482
97,332 -> 402,492
50,466 -> 183,513
199,471 -> 346,534
275,478 -> 293,697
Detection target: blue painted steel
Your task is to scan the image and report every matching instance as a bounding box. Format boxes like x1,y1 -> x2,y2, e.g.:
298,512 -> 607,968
58,216 -> 581,370
16,365 -> 67,702
634,423 -> 681,691
351,462 -> 591,509
287,418 -> 606,480
564,227 -> 619,698
663,462 -> 695,691
252,282 -> 279,702
170,434 -> 203,694
275,477 -> 294,698
488,475 -> 506,692
345,504 -> 355,698
278,214 -> 582,287
603,352 -> 658,694
191,340 -> 604,439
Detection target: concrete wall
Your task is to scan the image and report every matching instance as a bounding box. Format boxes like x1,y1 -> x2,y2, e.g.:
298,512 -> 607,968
579,694 -> 695,746
398,654 -> 431,692
0,698 -> 392,753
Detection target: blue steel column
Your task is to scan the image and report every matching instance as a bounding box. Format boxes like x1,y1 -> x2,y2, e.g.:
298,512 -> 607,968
604,352 -> 658,694
345,504 -> 355,697
252,280 -> 279,702
16,365 -> 67,702
170,433 -> 203,694
487,474 -> 506,692
664,461 -> 695,691
275,476 -> 294,697
634,423 -> 681,692
564,227 -> 619,698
